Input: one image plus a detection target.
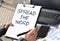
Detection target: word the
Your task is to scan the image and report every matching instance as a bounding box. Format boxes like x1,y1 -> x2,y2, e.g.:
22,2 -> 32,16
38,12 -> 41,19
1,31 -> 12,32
20,15 -> 29,20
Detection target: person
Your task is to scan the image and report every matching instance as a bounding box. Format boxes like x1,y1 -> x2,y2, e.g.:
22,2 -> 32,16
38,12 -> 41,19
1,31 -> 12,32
0,22 -> 37,41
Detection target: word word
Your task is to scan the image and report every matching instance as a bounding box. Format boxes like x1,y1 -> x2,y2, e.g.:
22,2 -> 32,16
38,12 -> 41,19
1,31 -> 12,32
16,20 -> 29,25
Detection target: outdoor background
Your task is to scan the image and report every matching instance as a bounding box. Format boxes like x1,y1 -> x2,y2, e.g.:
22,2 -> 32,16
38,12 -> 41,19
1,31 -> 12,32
0,0 -> 30,41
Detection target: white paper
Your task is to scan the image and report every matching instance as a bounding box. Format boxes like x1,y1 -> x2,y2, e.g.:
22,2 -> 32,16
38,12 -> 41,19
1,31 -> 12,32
5,4 -> 41,39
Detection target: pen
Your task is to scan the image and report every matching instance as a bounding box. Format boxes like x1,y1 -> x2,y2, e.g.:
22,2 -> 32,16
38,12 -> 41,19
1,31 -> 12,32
17,31 -> 30,37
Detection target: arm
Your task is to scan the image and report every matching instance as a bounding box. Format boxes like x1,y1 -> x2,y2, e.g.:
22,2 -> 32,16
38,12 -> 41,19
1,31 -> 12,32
0,26 -> 7,37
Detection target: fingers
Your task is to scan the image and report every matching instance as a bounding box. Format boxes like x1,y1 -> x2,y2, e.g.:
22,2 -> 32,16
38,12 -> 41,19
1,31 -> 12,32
27,28 -> 37,38
27,28 -> 36,36
4,22 -> 14,29
26,28 -> 37,41
30,29 -> 37,39
33,30 -> 37,39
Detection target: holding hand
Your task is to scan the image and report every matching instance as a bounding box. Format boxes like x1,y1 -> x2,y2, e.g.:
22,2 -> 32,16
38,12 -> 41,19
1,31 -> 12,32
25,28 -> 37,41
3,22 -> 14,29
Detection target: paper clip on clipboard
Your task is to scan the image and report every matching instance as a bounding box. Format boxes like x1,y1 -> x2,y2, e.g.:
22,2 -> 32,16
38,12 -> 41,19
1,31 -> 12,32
23,0 -> 35,8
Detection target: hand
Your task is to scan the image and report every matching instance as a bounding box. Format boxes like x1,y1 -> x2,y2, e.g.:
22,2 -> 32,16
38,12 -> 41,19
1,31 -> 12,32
25,28 -> 37,41
4,22 -> 14,29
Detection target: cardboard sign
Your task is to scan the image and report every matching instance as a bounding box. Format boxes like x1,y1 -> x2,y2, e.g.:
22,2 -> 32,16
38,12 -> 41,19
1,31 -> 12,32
5,4 -> 41,39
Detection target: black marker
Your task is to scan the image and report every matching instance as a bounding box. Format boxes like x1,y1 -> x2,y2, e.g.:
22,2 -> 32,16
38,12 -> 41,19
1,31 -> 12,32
17,31 -> 30,37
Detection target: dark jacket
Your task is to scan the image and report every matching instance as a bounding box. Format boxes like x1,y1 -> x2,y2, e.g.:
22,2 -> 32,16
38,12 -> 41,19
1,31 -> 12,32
0,28 -> 7,37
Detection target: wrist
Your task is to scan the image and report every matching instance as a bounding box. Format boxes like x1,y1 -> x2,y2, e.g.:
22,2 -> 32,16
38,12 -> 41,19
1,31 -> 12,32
18,37 -> 27,41
0,24 -> 6,29
3,24 -> 8,30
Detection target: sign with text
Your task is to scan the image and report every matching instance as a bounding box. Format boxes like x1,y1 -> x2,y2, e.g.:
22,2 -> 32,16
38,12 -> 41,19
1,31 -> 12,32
5,4 -> 41,39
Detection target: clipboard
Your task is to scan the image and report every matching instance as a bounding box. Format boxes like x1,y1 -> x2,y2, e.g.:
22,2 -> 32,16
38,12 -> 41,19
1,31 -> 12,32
5,3 -> 41,40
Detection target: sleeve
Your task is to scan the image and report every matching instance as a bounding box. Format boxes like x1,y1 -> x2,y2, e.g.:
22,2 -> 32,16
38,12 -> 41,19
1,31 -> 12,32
18,37 -> 27,41
0,38 -> 3,41
0,26 -> 7,37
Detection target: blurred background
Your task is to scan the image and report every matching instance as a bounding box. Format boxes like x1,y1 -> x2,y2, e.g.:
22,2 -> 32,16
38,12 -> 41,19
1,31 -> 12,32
0,0 -> 30,41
